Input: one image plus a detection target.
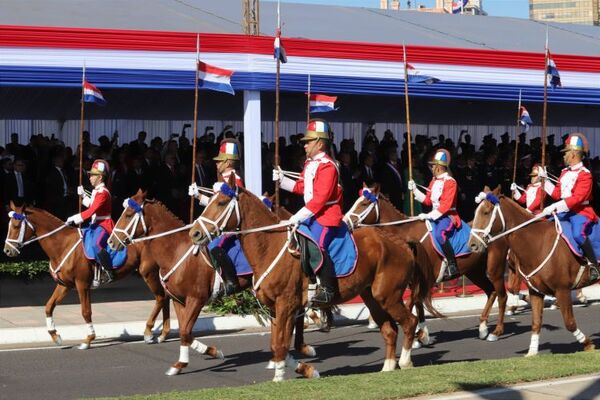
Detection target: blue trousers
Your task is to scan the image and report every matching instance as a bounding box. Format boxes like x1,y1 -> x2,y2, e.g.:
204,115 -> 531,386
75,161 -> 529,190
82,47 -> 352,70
556,212 -> 594,246
431,216 -> 455,245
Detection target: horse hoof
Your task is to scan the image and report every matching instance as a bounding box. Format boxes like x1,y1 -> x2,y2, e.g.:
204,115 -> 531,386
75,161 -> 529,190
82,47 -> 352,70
525,351 -> 537,358
479,330 -> 488,340
157,335 -> 166,344
144,335 -> 155,344
302,345 -> 317,357
412,340 -> 422,349
399,362 -> 414,370
367,322 -> 378,330
165,367 -> 181,376
311,369 -> 320,378
266,360 -> 276,370
78,343 -> 90,350
272,375 -> 285,382
506,310 -> 514,316
381,359 -> 396,372
215,350 -> 225,360
54,335 -> 63,346
486,334 -> 499,342
584,343 -> 596,352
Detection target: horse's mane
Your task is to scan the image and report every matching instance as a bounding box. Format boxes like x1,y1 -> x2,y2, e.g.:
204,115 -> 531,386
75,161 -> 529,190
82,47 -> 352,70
238,187 -> 279,224
143,198 -> 186,226
374,192 -> 409,219
500,195 -> 539,220
29,206 -> 68,227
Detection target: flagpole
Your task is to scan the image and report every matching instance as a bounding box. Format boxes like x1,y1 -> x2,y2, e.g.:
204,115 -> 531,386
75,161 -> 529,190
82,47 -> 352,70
512,89 -> 522,183
274,0 -> 282,209
541,26 -> 549,212
190,34 -> 201,223
78,63 -> 86,213
403,44 -> 414,216
306,74 -> 311,124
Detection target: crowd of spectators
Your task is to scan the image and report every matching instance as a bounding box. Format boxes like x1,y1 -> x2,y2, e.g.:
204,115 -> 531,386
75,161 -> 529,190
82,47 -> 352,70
2,125 -> 600,235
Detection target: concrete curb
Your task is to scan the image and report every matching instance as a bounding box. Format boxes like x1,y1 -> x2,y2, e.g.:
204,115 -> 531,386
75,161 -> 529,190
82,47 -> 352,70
1,285 -> 599,346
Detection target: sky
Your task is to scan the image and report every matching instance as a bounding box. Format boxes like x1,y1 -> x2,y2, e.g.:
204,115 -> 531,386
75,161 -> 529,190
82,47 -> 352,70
268,0 -> 529,19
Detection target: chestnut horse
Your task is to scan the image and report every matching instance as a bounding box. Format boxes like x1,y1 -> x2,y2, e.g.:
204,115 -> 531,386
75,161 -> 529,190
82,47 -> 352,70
107,190 -> 317,376
468,190 -> 597,356
189,176 -> 440,381
3,203 -> 170,349
344,185 -> 510,342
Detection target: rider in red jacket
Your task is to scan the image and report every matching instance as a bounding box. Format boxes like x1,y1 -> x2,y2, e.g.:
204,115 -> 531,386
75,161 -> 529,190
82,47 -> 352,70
511,164 -> 543,214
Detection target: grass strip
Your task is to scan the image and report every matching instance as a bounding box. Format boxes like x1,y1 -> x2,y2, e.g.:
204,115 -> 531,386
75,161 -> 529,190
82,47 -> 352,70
102,351 -> 600,400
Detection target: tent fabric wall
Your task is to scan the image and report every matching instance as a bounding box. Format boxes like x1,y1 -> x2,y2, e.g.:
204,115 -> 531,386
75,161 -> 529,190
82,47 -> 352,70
2,25 -> 600,104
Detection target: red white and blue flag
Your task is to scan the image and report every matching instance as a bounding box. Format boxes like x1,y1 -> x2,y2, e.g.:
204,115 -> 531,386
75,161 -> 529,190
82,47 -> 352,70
452,0 -> 468,14
274,28 -> 288,64
197,61 -> 235,95
519,106 -> 533,132
309,94 -> 338,113
407,64 -> 440,84
547,51 -> 562,89
83,81 -> 106,106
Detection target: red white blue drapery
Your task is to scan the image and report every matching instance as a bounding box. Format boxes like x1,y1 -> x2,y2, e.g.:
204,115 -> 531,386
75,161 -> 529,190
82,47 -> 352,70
1,25 -> 600,104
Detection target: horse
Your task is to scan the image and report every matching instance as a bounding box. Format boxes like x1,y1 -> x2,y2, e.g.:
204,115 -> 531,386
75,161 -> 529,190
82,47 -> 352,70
188,175 -> 440,381
106,190 -> 318,376
344,185 -> 511,342
468,189 -> 597,356
3,202 -> 170,349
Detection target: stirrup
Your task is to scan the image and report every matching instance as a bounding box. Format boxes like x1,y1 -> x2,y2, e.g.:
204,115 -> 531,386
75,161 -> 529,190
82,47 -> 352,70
91,279 -> 101,290
589,263 -> 600,282
310,286 -> 334,306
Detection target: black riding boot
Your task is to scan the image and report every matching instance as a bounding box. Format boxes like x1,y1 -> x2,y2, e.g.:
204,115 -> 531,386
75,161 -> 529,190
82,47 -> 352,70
311,256 -> 336,305
210,247 -> 240,296
580,238 -> 599,282
441,240 -> 459,279
97,248 -> 114,282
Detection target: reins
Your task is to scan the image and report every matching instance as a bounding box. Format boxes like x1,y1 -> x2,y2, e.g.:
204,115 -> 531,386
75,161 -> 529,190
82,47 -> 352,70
343,190 -> 421,230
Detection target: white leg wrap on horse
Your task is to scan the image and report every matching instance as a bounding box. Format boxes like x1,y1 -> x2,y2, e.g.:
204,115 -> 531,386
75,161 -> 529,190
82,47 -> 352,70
381,359 -> 396,372
285,354 -> 299,370
273,360 -> 286,382
179,346 -> 190,364
191,340 -> 208,354
398,347 -> 412,368
46,317 -> 56,331
479,321 -> 488,339
527,334 -> 539,356
573,329 -> 586,343
86,323 -> 95,336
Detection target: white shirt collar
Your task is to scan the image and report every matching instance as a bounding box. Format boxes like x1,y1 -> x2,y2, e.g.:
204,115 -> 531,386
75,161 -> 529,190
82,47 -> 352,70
94,182 -> 106,190
570,162 -> 583,170
310,152 -> 326,161
435,172 -> 449,179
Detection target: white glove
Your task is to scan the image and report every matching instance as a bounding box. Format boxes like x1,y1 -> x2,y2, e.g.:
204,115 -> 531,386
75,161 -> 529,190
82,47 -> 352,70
542,204 -> 557,216
417,213 -> 429,221
407,180 -> 416,192
188,183 -> 199,198
288,215 -> 301,226
77,185 -> 85,196
510,182 -> 518,192
289,207 -> 314,226
272,168 -> 284,183
66,214 -> 83,225
537,166 -> 548,179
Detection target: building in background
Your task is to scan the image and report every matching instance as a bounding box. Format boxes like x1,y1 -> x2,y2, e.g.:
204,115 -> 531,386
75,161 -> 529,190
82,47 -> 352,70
529,0 -> 600,25
434,0 -> 487,15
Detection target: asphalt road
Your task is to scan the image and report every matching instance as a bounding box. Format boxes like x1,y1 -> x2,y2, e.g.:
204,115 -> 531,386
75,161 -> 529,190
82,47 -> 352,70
0,304 -> 598,400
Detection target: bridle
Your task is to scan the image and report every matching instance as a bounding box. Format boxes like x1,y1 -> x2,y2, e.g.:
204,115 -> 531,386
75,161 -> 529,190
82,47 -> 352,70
111,198 -> 148,247
4,211 -> 36,254
470,192 -> 506,248
343,189 -> 380,231
193,183 -> 240,243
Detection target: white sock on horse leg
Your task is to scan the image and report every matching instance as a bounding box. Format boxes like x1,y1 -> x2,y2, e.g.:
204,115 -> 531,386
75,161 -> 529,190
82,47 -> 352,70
178,346 -> 190,363
46,317 -> 56,331
528,334 -> 539,355
572,329 -> 586,343
191,340 -> 208,354
86,323 -> 95,336
273,360 -> 286,382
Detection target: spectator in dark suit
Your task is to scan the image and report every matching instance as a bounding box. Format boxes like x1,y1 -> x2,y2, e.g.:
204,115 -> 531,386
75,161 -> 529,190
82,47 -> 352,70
129,130 -> 148,156
378,147 -> 404,211
358,152 -> 376,186
153,153 -> 184,215
4,158 -> 34,207
1,157 -> 14,211
6,133 -> 26,159
43,152 -> 70,220
338,151 -> 357,212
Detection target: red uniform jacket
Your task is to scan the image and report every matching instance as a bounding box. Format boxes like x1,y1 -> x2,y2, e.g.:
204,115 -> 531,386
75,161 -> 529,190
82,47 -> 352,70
292,152 -> 343,227
423,173 -> 461,228
515,183 -> 543,214
80,183 -> 114,234
547,163 -> 598,222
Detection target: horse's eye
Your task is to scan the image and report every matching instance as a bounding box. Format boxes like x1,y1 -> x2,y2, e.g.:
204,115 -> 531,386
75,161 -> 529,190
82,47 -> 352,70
218,201 -> 228,206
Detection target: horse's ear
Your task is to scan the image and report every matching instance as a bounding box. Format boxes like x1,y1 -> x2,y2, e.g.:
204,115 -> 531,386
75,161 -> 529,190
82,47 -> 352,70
362,181 -> 367,189
9,200 -> 16,211
492,185 -> 501,196
227,171 -> 237,187
483,185 -> 491,193
372,183 -> 381,194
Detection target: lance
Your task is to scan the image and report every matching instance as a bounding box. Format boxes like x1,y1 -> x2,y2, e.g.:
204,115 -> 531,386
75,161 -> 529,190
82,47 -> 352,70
306,74 -> 311,125
189,34 -> 200,223
512,90 -> 522,183
540,26 -> 549,212
274,0 -> 282,208
78,63 -> 86,213
403,44 -> 414,216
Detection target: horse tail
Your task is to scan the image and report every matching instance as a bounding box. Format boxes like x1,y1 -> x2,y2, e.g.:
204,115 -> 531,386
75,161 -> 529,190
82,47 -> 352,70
407,240 -> 445,319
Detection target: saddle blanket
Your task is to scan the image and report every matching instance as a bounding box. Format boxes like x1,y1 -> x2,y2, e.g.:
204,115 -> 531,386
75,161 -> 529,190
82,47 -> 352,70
429,219 -> 472,258
555,219 -> 600,259
298,222 -> 358,278
208,235 -> 253,276
82,225 -> 127,269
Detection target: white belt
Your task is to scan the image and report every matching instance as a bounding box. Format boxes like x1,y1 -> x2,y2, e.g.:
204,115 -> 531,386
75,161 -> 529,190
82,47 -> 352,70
95,216 -> 110,221
325,200 -> 338,206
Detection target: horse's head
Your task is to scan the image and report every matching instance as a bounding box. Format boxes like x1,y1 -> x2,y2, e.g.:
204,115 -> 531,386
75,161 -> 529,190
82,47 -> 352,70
4,202 -> 36,257
108,189 -> 148,251
190,173 -> 240,246
343,183 -> 380,230
469,186 -> 505,253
